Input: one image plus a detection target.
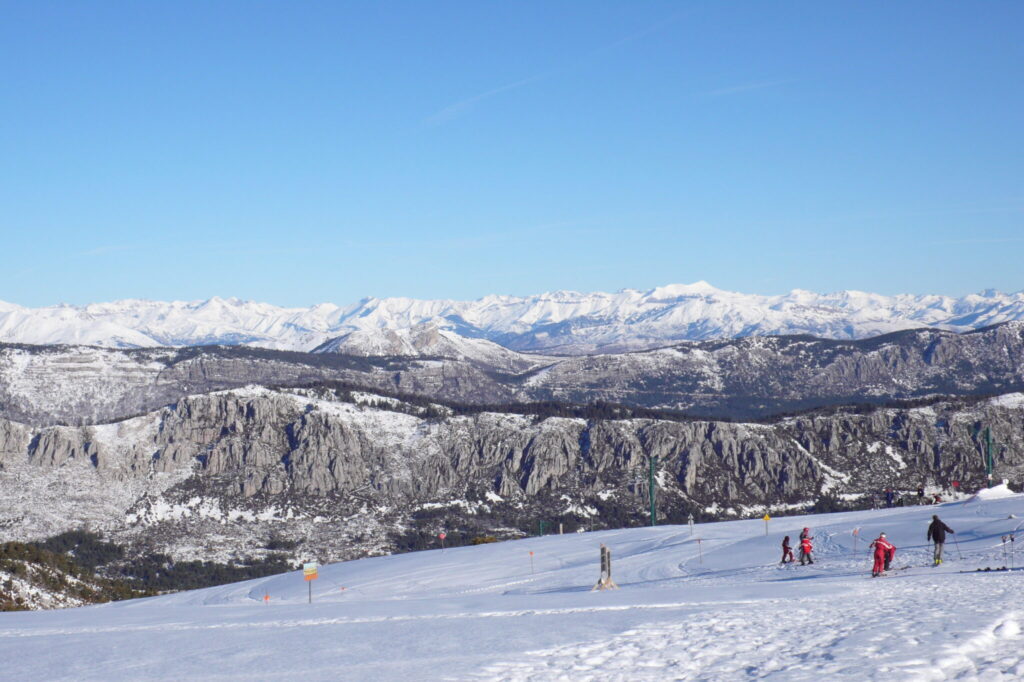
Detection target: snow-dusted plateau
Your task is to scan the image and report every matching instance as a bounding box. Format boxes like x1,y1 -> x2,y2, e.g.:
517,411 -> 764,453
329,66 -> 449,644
2,490 -> 1023,680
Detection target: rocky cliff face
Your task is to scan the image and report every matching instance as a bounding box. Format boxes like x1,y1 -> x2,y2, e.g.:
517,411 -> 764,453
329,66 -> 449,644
2,387 -> 1021,562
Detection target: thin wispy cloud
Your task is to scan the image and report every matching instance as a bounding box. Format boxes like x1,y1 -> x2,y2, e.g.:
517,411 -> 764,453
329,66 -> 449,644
701,79 -> 793,98
424,72 -> 555,127
423,10 -> 691,127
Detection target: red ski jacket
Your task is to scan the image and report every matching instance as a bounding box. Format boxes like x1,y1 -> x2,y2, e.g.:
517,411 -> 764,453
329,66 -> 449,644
870,537 -> 894,557
800,538 -> 813,553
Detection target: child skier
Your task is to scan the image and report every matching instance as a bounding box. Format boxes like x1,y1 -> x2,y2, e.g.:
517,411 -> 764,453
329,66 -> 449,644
870,532 -> 895,577
781,536 -> 794,564
799,534 -> 814,565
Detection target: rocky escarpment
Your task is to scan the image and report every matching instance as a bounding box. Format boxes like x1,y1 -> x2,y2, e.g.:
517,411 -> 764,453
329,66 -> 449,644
2,388 -> 1022,562
0,344 -> 513,426
521,323 -> 1024,416
3,322 -> 1024,427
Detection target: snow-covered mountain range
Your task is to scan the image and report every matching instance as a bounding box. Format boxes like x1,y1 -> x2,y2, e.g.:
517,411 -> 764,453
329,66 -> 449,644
2,282 -> 1024,354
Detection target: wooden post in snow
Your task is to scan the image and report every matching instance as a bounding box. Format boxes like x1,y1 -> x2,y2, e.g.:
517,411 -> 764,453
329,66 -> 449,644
591,544 -> 619,591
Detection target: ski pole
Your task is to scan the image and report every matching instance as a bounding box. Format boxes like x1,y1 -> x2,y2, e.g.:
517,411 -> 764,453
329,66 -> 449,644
952,534 -> 963,560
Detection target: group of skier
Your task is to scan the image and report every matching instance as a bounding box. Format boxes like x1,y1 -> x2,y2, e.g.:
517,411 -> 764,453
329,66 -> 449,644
780,527 -> 814,565
779,515 -> 955,577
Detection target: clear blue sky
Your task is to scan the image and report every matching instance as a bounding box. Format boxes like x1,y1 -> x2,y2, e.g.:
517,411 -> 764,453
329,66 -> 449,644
2,1 -> 1022,307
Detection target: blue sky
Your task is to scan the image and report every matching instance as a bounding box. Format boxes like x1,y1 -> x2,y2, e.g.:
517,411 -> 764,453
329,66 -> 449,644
1,1 -> 1022,307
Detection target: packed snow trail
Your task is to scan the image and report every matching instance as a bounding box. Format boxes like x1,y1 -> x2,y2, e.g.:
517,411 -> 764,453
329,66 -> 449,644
2,493 -> 1023,680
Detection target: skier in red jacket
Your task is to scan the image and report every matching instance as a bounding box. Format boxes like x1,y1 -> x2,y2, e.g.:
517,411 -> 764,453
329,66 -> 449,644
799,535 -> 814,565
781,536 -> 794,564
870,533 -> 895,577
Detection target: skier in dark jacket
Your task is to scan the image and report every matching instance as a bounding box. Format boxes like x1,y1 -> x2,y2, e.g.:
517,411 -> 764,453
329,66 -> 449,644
781,536 -> 794,564
927,515 -> 955,565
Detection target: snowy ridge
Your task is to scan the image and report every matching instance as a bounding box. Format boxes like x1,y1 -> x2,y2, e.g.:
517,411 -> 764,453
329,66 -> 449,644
2,282 -> 1024,354
312,322 -> 552,371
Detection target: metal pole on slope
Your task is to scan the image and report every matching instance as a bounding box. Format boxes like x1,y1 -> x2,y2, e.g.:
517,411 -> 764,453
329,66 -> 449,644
952,533 -> 963,560
985,427 -> 994,488
649,455 -> 658,527
976,424 -> 995,489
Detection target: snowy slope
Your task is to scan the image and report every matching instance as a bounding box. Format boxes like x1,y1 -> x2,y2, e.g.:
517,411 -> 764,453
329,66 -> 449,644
2,283 -> 1024,353
3,492 -> 1024,680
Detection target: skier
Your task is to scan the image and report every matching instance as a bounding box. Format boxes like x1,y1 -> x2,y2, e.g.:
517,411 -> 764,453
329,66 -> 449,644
799,533 -> 814,565
927,515 -> 955,565
781,536 -> 794,564
884,540 -> 896,570
869,532 -> 895,577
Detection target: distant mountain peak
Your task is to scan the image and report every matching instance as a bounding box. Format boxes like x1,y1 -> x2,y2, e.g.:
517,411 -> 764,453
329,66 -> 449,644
1,284 -> 1020,354
647,281 -> 722,298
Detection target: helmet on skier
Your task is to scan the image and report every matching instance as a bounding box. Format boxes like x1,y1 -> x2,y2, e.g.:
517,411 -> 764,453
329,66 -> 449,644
880,532 -> 886,538
803,527 -> 809,532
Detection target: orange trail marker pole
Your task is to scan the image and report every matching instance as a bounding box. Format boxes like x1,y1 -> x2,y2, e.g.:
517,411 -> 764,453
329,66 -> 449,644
529,551 -> 535,574
263,593 -> 269,604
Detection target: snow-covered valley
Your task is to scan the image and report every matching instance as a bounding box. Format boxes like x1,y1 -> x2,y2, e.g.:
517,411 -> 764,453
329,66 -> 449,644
2,491 -> 1022,680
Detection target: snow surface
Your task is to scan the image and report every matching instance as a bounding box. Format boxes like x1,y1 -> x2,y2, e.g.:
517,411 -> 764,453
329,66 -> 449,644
4,497 -> 1024,680
971,483 -> 1017,501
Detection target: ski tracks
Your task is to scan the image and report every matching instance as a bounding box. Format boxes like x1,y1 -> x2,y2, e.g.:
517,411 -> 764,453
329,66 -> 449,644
473,576 -> 1024,681
901,611 -> 1024,680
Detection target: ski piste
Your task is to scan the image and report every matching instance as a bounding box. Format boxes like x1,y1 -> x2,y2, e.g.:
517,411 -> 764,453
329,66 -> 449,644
1,485 -> 1022,680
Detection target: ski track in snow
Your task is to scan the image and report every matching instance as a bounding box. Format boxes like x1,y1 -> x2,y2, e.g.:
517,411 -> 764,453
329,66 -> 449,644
3,496 -> 1024,680
477,582 -> 1024,681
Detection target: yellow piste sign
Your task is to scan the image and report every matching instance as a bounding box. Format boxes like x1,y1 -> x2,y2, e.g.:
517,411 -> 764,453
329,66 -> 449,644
763,514 -> 771,521
303,562 -> 318,582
